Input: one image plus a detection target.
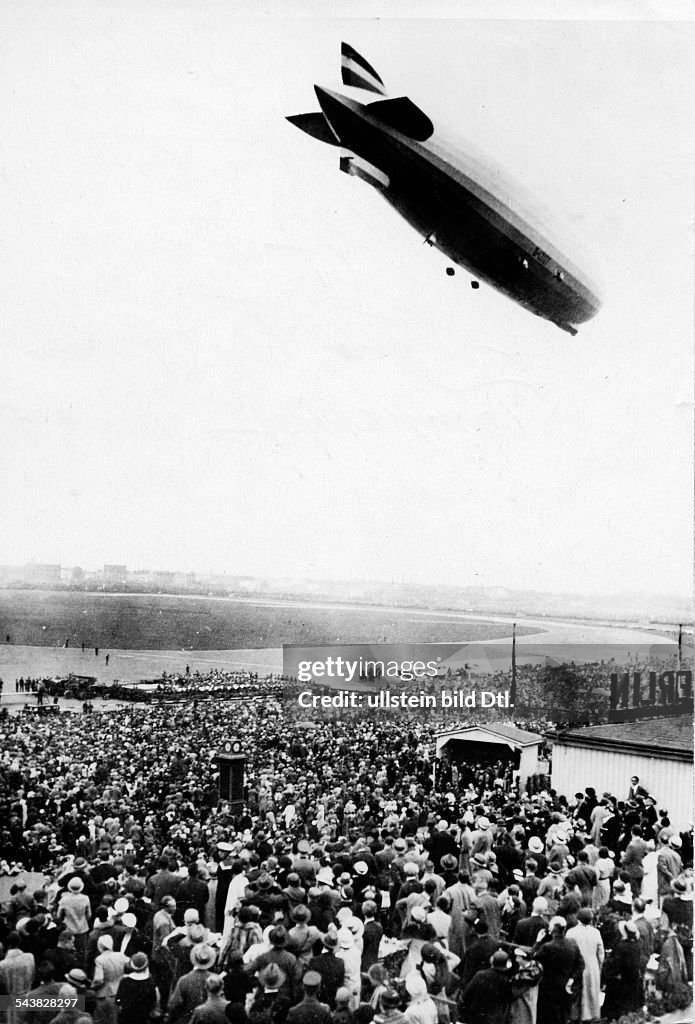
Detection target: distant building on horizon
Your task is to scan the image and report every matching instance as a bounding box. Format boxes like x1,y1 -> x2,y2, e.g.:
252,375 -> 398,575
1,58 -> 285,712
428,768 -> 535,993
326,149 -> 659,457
103,563 -> 128,584
23,562 -> 61,585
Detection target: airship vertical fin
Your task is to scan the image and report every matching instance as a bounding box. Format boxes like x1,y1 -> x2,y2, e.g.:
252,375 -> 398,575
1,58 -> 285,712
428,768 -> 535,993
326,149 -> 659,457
341,42 -> 387,95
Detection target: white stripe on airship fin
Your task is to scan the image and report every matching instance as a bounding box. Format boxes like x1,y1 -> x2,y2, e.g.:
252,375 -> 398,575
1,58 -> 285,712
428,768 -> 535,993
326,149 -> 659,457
341,42 -> 387,95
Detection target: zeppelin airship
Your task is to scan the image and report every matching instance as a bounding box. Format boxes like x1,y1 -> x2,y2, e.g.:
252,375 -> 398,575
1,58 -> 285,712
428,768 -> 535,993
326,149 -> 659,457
287,43 -> 602,336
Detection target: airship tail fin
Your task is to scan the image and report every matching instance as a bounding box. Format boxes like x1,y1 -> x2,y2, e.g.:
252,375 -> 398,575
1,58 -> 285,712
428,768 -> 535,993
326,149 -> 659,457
341,42 -> 387,95
367,97 -> 433,142
286,112 -> 339,146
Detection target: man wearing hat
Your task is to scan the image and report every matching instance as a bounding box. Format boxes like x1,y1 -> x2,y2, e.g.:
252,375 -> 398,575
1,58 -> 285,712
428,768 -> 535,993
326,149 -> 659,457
176,862 -> 211,927
215,843 -> 237,932
460,949 -> 517,1024
249,964 -> 291,1024
292,840 -> 318,888
459,920 -> 500,990
283,872 -> 308,915
66,967 -> 97,1017
307,929 -> 345,1009
470,818 -> 493,860
526,837 -> 547,877
425,821 -> 458,872
169,944 -> 218,1024
286,905 -> 322,966
286,970 -> 331,1024
247,926 -> 301,999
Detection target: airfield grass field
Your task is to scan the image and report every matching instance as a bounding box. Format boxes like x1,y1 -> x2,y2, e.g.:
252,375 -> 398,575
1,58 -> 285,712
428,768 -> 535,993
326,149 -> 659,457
0,589 -> 533,652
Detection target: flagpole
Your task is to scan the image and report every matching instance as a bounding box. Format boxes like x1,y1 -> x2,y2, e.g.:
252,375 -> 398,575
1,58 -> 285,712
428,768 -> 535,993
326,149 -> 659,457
510,621 -> 517,712
678,623 -> 682,670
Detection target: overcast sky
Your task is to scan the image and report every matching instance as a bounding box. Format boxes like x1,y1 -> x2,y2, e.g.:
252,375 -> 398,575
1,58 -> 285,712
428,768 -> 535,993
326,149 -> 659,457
2,3 -> 693,599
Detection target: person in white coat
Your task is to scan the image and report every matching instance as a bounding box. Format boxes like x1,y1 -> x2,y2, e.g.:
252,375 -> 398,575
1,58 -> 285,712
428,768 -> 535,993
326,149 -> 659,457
566,908 -> 604,1024
336,928 -> 361,1010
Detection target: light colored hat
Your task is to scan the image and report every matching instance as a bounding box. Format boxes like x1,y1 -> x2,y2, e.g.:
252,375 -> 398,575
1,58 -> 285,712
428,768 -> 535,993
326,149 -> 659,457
411,906 -> 427,923
353,860 -> 368,875
68,877 -> 84,892
477,817 -> 490,830
191,944 -> 217,969
405,972 -> 427,997
122,913 -> 137,928
528,837 -> 544,854
317,867 -> 335,886
66,969 -> 89,986
436,820 -> 448,832
97,935 -> 114,952
114,898 -> 129,914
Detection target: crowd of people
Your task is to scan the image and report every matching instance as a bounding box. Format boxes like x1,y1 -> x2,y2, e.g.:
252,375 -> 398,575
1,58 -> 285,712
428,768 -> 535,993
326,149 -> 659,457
0,673 -> 691,1024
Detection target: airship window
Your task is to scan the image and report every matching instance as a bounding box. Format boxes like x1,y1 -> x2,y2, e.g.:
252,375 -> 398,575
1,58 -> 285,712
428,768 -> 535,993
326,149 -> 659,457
521,258 -> 529,270
555,270 -> 565,281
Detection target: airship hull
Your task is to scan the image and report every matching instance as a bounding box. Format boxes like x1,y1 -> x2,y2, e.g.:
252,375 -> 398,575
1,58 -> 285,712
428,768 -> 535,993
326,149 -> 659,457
288,47 -> 602,335
316,86 -> 600,333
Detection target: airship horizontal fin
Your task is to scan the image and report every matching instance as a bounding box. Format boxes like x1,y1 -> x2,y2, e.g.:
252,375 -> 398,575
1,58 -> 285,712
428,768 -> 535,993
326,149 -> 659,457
341,42 -> 387,95
367,97 -> 434,142
286,112 -> 339,146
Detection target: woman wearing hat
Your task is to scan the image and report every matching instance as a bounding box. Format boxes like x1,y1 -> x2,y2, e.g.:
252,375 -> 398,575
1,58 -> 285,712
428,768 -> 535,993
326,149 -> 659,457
57,876 -> 92,965
661,878 -> 693,981
92,934 -> 128,1024
403,972 -> 437,1024
591,847 -> 614,910
335,928 -> 361,1010
373,988 -> 407,1024
366,964 -> 389,1011
601,920 -> 643,1021
115,952 -> 159,1024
